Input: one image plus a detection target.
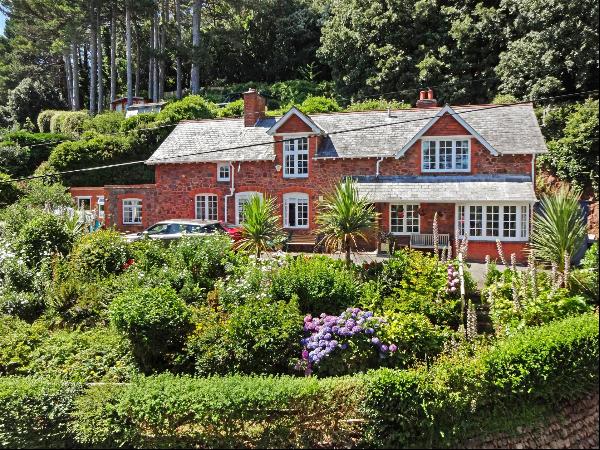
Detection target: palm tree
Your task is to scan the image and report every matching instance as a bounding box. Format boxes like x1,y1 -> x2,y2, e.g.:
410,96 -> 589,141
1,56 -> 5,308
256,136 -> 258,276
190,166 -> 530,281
235,195 -> 285,259
316,178 -> 379,267
530,186 -> 587,271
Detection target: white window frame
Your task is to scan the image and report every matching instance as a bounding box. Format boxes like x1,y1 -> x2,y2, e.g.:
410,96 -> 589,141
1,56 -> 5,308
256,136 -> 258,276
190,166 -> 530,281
122,198 -> 142,225
76,196 -> 92,210
235,192 -> 263,225
389,203 -> 420,235
421,137 -> 471,173
217,163 -> 230,182
283,135 -> 309,178
97,196 -> 105,218
283,193 -> 309,229
455,203 -> 531,242
195,194 -> 218,221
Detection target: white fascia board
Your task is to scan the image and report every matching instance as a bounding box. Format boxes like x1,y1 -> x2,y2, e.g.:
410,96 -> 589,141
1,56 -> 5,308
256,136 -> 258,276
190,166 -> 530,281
266,106 -> 324,136
395,105 -> 500,158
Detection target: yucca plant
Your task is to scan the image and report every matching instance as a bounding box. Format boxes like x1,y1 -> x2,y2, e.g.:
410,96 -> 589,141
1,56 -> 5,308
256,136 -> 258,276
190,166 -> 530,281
316,178 -> 379,267
235,195 -> 285,258
530,186 -> 587,271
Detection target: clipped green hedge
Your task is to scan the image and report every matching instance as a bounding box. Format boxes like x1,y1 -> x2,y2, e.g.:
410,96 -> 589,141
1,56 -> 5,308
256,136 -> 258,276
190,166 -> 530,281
0,377 -> 82,449
362,312 -> 600,448
0,313 -> 597,448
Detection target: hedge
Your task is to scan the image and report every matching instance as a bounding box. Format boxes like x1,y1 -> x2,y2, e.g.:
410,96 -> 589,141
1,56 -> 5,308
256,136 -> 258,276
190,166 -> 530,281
0,313 -> 597,448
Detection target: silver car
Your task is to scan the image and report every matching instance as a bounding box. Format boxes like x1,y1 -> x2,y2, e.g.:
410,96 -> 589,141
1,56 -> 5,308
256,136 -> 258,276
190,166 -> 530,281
124,219 -> 228,243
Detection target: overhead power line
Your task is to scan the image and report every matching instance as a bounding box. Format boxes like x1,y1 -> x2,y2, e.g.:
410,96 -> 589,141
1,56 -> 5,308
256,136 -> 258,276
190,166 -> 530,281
1,89 -> 597,185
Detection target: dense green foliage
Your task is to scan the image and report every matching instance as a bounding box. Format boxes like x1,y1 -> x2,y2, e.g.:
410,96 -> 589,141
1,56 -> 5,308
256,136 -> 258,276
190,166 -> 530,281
69,230 -> 131,278
363,312 -> 599,448
0,313 -> 596,448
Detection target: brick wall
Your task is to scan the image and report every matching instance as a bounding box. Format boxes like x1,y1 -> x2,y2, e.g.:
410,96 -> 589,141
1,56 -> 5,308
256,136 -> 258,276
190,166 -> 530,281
462,391 -> 599,449
102,112 -> 534,260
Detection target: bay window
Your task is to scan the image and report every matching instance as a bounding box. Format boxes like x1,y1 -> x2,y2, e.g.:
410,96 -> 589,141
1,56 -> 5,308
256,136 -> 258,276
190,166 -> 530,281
422,138 -> 470,172
195,194 -> 218,221
123,199 -> 142,224
456,204 -> 530,240
283,137 -> 309,177
390,204 -> 420,234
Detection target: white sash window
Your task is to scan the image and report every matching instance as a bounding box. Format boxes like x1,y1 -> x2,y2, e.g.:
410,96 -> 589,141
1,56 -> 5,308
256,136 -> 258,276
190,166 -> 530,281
283,137 -> 309,178
195,194 -> 218,221
123,199 -> 142,224
390,204 -> 420,234
422,138 -> 471,172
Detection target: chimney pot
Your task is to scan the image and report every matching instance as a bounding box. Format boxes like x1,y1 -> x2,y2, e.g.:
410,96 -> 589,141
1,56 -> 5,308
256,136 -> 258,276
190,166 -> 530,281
416,88 -> 438,108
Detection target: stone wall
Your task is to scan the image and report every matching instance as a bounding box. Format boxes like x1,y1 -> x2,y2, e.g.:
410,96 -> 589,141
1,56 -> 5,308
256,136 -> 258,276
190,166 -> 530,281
463,392 -> 599,449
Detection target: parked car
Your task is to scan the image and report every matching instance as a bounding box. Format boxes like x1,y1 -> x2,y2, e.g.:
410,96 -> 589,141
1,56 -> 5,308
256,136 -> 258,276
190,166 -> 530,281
124,219 -> 234,243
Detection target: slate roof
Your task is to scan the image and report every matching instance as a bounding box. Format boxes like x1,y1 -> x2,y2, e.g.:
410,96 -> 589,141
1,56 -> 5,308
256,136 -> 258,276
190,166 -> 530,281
146,103 -> 547,165
353,175 -> 537,203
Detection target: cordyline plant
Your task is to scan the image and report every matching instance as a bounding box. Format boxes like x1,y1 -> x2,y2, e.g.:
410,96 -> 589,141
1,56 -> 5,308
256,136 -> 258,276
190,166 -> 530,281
316,178 -> 379,267
530,186 -> 586,272
235,195 -> 286,258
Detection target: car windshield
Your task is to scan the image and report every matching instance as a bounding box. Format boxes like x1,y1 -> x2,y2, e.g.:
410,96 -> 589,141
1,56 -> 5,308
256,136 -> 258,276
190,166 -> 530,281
146,224 -> 168,235
186,223 -> 223,234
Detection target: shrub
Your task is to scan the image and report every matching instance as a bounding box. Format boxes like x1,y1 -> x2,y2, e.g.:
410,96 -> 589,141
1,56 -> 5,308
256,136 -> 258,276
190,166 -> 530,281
69,229 -> 131,278
345,98 -> 411,112
119,112 -> 158,132
0,142 -> 30,177
269,255 -> 362,314
13,212 -> 73,267
187,297 -> 303,375
155,95 -> 217,124
37,109 -> 62,132
0,316 -> 49,376
71,373 -> 364,449
378,312 -> 452,369
299,95 -> 341,113
129,237 -> 172,272
570,243 -> 599,301
0,377 -> 82,449
170,234 -> 234,301
49,110 -> 69,134
26,327 -> 136,383
0,289 -> 44,321
57,111 -> 90,136
362,313 -> 599,448
0,131 -> 70,176
216,98 -> 244,118
0,172 -> 22,206
110,285 -> 192,371
83,111 -> 125,134
382,290 -> 461,328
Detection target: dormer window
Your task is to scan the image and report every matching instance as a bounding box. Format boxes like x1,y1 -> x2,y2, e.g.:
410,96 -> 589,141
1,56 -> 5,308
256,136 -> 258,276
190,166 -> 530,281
283,137 -> 309,178
422,138 -> 470,172
217,163 -> 230,181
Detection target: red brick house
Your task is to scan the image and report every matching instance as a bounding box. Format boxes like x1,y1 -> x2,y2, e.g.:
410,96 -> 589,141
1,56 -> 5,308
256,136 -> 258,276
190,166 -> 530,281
71,88 -> 547,261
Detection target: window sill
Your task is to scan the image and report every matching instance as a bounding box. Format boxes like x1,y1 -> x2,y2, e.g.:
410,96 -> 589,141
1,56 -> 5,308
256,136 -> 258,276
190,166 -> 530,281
421,169 -> 471,174
458,236 -> 528,242
217,179 -> 230,183
283,174 -> 309,179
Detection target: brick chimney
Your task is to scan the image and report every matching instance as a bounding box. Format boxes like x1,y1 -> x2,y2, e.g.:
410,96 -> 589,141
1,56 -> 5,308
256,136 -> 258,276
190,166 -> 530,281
243,88 -> 266,127
416,88 -> 438,108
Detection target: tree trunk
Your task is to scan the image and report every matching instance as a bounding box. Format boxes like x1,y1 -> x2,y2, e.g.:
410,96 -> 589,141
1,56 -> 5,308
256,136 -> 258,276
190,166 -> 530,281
152,12 -> 159,102
126,1 -> 133,106
190,0 -> 202,94
89,0 -> 97,115
345,239 -> 352,267
134,24 -> 140,97
71,42 -> 81,110
175,0 -> 182,99
110,2 -> 117,103
148,11 -> 154,100
63,50 -> 74,110
158,0 -> 167,100
97,0 -> 104,113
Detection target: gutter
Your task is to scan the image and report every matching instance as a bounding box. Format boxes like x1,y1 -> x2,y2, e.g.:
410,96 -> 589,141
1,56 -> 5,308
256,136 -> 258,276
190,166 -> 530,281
224,162 -> 235,225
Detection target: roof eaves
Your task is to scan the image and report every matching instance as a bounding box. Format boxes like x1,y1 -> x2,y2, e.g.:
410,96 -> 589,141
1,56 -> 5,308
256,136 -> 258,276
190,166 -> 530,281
395,105 -> 500,158
266,106 -> 324,135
